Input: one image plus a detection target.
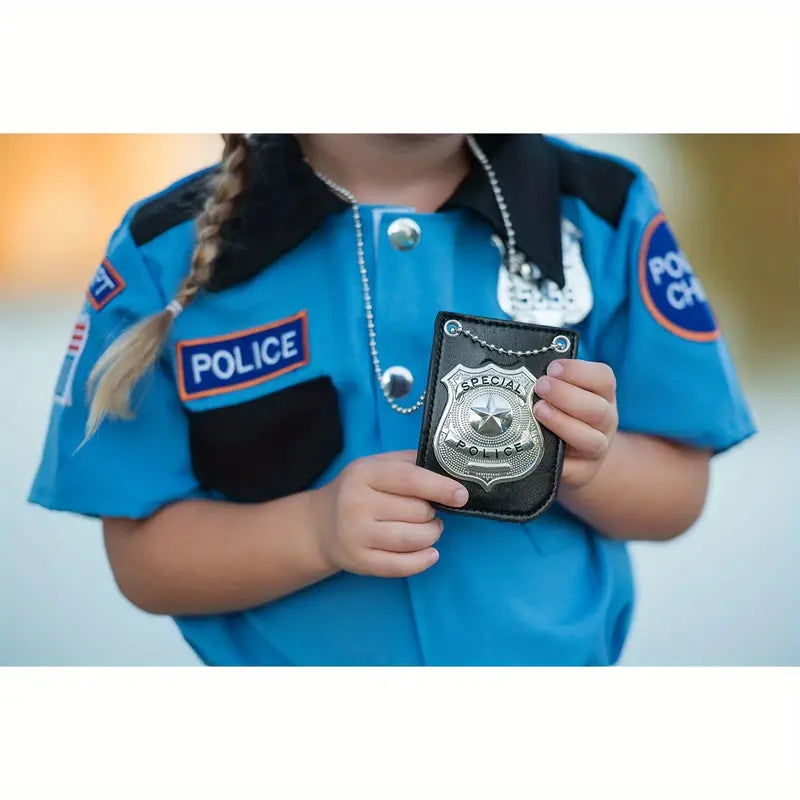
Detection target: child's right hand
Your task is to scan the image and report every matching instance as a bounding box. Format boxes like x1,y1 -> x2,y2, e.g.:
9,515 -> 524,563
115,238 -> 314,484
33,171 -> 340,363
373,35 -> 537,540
310,450 -> 469,578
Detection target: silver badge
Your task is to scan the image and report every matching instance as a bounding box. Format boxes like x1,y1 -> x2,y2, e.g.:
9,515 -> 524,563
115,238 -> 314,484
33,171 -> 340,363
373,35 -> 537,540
494,218 -> 593,326
432,362 -> 544,490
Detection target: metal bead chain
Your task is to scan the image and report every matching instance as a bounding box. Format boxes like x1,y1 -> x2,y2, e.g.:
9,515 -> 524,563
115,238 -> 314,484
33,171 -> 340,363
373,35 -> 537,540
465,135 -> 527,316
460,325 -> 560,357
305,135 -> 519,415
465,135 -> 517,265
443,318 -> 571,357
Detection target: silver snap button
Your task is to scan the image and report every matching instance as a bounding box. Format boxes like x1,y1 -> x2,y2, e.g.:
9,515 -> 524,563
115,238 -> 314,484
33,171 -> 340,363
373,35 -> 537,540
380,365 -> 414,399
387,218 -> 421,251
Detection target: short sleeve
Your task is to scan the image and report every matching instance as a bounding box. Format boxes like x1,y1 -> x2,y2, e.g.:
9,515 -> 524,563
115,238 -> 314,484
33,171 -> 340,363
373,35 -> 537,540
597,174 -> 756,454
28,214 -> 204,519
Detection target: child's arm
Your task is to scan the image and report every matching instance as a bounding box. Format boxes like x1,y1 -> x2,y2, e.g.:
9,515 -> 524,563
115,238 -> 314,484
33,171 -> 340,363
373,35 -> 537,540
103,451 -> 468,616
532,358 -> 711,541
557,432 -> 710,540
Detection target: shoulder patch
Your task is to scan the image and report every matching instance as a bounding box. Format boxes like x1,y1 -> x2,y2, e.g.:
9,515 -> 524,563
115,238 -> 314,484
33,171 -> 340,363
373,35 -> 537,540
549,142 -> 636,228
638,212 -> 719,342
87,258 -> 125,310
130,168 -> 217,247
176,311 -> 310,401
54,312 -> 90,406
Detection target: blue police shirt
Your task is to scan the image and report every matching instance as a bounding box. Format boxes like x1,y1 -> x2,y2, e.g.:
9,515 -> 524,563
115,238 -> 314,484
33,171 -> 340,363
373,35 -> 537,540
29,134 -> 755,666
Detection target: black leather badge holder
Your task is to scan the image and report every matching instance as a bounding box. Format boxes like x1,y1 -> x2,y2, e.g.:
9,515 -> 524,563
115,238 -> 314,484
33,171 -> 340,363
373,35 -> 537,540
416,311 -> 579,522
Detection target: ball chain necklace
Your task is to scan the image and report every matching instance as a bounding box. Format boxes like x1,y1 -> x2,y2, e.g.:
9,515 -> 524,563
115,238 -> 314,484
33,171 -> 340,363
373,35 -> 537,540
304,134 -> 543,416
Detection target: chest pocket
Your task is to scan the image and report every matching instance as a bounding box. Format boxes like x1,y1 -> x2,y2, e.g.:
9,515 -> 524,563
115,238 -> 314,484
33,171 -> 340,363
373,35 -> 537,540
186,376 -> 343,503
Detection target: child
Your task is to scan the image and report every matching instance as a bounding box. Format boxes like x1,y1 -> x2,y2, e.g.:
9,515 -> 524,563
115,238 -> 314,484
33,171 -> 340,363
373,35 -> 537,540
29,134 -> 755,666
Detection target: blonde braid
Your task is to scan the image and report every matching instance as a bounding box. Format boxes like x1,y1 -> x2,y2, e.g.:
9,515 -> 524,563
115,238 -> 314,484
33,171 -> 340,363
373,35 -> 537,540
85,134 -> 249,439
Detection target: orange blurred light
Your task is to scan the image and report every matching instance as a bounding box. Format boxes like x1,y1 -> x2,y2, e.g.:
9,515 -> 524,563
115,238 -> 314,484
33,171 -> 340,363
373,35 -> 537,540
0,134 -> 220,294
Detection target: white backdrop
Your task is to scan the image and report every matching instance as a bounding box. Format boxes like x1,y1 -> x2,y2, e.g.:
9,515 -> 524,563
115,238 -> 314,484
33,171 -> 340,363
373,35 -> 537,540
1,298 -> 798,666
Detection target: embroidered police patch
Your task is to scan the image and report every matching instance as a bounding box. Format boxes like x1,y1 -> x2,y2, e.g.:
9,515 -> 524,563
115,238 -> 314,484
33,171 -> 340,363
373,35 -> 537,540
638,213 -> 719,342
87,258 -> 126,311
176,311 -> 310,401
54,312 -> 90,406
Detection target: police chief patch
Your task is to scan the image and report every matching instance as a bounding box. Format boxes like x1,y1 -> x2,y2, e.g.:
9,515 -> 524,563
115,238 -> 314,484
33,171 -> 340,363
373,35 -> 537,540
638,212 -> 719,342
176,310 -> 310,401
87,258 -> 126,311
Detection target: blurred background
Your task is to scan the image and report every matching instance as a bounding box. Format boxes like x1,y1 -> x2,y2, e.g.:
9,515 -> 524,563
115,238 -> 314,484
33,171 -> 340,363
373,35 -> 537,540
0,134 -> 797,666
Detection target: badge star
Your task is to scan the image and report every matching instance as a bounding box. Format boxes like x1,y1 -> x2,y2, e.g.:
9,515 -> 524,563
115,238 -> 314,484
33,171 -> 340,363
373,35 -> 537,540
469,393 -> 514,437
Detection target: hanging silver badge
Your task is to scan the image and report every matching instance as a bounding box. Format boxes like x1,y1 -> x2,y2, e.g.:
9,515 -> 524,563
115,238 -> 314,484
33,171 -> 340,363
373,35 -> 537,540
494,218 -> 593,327
432,362 -> 545,490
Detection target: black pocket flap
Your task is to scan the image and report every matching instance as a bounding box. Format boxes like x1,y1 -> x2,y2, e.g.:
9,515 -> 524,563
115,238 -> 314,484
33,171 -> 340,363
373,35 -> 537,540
187,376 -> 343,503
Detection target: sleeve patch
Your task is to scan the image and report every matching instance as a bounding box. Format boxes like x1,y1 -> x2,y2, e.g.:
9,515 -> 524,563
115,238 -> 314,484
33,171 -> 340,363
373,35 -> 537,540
54,312 -> 90,406
638,212 -> 719,342
87,258 -> 126,311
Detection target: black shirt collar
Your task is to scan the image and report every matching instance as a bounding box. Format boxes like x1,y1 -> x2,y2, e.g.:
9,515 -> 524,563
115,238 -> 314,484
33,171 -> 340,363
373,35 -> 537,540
210,133 -> 564,292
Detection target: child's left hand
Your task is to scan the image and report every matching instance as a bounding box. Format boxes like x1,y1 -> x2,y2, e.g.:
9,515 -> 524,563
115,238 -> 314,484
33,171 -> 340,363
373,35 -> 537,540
532,359 -> 619,489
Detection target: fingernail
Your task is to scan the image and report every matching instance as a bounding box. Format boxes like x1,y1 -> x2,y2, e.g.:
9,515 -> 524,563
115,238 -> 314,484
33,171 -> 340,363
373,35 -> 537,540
547,361 -> 564,377
454,487 -> 469,506
437,517 -> 445,531
429,548 -> 440,564
533,400 -> 549,418
536,376 -> 551,394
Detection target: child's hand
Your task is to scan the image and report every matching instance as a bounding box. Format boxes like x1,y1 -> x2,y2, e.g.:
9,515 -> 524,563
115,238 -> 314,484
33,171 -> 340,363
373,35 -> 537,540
532,359 -> 618,489
310,450 -> 468,578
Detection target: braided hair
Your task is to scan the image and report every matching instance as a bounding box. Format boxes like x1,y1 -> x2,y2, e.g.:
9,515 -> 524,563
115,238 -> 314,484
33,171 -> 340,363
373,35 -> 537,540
85,134 -> 248,438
